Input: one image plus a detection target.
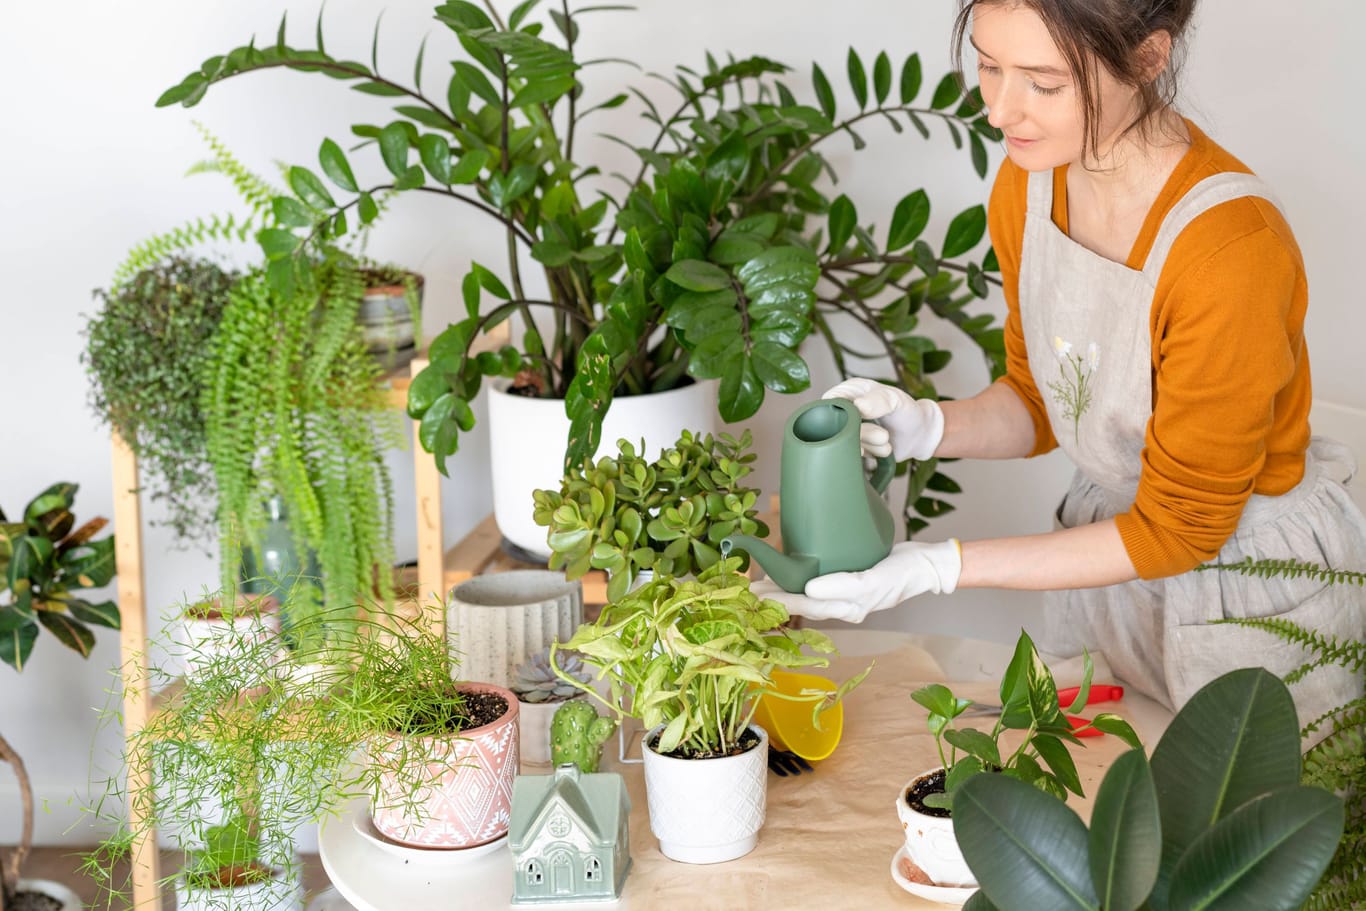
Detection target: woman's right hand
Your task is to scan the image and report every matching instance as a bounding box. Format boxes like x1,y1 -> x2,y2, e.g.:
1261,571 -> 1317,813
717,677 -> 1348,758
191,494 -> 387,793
823,377 -> 945,462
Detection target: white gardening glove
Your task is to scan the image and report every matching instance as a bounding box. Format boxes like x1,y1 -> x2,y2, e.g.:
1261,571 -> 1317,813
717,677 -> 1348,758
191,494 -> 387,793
823,377 -> 944,462
751,540 -> 962,623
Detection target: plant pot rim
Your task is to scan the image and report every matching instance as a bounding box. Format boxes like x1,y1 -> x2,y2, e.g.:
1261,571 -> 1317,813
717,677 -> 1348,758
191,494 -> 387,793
488,375 -> 705,401
643,722 -> 767,761
901,766 -> 950,818
15,878 -> 82,909
373,681 -> 520,747
182,593 -> 280,621
361,273 -> 425,294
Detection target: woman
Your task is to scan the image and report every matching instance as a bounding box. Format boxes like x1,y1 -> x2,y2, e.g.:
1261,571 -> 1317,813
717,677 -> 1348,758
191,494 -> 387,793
758,0 -> 1366,719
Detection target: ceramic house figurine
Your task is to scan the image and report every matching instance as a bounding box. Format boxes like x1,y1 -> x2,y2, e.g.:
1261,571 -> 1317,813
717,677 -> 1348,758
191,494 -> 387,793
509,764 -> 631,904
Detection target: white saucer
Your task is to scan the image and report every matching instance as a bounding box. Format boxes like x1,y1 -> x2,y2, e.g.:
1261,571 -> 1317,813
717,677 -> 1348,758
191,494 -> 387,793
890,844 -> 977,906
351,813 -> 509,865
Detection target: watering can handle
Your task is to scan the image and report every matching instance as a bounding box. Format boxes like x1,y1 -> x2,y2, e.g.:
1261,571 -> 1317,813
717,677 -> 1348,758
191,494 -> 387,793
863,421 -> 897,495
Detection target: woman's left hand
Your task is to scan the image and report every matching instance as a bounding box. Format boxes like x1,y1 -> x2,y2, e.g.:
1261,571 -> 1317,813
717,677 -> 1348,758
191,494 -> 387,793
750,540 -> 962,623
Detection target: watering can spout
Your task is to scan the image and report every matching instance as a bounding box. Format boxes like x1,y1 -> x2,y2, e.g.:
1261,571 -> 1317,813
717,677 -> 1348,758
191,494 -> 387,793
720,535 -> 820,594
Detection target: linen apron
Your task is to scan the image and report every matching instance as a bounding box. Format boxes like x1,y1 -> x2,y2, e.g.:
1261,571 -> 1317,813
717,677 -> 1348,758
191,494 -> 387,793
1022,168 -> 1366,726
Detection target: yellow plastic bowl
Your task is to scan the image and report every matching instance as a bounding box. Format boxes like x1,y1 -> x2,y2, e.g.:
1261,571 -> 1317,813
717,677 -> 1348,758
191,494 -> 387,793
753,669 -> 844,761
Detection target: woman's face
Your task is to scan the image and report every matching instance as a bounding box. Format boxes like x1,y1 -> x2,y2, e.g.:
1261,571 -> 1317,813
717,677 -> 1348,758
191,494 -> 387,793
971,2 -> 1140,171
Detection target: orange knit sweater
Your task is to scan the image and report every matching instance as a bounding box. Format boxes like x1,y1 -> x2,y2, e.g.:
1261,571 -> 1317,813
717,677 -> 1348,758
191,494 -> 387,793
990,120 -> 1312,579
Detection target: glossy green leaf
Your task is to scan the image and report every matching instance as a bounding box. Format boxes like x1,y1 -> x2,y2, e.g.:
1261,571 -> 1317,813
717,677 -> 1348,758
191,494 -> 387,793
944,728 -> 1001,767
0,618 -> 38,671
36,611 -> 95,658
872,51 -> 892,105
287,166 -> 335,209
379,122 -> 410,177
1088,750 -> 1160,911
358,191 -> 378,224
418,134 -> 452,184
930,73 -> 961,110
826,194 -> 856,255
451,60 -> 500,107
942,205 -> 987,257
718,357 -> 764,422
63,599 -> 120,630
664,260 -> 731,293
811,63 -> 836,120
318,138 -> 358,192
846,48 -> 868,109
955,774 -> 1101,911
1166,786 -> 1343,911
406,367 -> 450,419
1148,668 -> 1303,910
449,148 -> 490,185
1031,734 -> 1082,797
887,189 -> 930,251
969,130 -> 989,179
750,342 -> 809,393
271,196 -> 312,227
900,53 -> 922,104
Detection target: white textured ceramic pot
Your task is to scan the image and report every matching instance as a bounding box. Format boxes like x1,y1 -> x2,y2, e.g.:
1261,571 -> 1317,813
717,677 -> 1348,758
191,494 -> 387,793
172,867 -> 303,911
370,682 -> 520,847
14,879 -> 82,910
641,723 -> 768,864
487,379 -> 717,559
896,768 -> 976,887
447,571 -> 582,689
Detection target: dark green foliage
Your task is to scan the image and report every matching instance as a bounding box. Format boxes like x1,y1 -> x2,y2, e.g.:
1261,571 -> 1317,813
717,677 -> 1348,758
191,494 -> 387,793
0,482 -> 118,670
1198,555 -> 1366,587
84,257 -> 236,543
161,3 -> 1005,535
531,429 -> 768,600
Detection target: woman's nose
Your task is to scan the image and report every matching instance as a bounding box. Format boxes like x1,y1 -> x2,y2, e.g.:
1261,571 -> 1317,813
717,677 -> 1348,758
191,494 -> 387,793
985,84 -> 1021,130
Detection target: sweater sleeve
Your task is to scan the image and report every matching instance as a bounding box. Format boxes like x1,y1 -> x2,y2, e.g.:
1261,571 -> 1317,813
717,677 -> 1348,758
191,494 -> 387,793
988,161 -> 1058,456
1116,222 -> 1302,578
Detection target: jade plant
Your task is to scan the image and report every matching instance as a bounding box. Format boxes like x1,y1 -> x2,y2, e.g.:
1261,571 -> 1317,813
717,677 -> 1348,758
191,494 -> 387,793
552,559 -> 867,759
953,667 -> 1346,911
532,429 -> 767,601
157,1 -> 1005,534
911,630 -> 1141,813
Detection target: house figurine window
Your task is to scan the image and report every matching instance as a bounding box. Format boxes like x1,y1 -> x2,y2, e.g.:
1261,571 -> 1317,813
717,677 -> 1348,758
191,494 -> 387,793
584,857 -> 602,882
525,860 -> 543,885
548,813 -> 570,838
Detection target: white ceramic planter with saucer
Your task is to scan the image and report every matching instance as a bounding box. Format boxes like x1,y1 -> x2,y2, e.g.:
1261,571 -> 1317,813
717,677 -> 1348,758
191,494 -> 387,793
895,767 -> 976,888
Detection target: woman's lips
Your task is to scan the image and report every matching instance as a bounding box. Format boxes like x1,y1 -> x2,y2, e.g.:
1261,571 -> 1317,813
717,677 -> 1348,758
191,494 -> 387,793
1006,136 -> 1038,148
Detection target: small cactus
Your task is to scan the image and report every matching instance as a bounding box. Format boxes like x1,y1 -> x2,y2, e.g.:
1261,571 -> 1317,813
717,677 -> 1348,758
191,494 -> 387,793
511,646 -> 592,703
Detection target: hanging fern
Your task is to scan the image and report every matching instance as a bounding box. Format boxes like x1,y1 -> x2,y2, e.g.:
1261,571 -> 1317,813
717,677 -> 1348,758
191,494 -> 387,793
1197,555 -> 1366,587
1216,598 -> 1366,910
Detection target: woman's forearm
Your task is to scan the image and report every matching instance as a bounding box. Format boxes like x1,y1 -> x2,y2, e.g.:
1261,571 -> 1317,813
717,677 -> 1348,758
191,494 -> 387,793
957,519 -> 1140,590
938,382 -> 1038,459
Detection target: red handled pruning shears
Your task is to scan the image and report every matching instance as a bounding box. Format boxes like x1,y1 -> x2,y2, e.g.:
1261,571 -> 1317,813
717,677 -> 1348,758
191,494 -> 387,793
1058,684 -> 1125,738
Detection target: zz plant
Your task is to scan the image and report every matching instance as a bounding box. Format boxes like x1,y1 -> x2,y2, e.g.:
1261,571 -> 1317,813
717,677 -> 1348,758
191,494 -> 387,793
911,629 -> 1141,812
551,559 -> 867,759
532,429 -> 767,601
953,667 -> 1346,911
158,1 -> 1005,534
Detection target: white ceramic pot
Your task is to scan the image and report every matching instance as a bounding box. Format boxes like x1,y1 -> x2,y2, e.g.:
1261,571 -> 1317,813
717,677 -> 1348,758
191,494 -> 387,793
173,867 -> 303,911
517,695 -> 584,765
15,879 -> 82,910
641,723 -> 768,864
487,379 -> 717,559
370,682 -> 520,847
447,571 -> 582,689
170,594 -> 281,687
896,767 -> 976,887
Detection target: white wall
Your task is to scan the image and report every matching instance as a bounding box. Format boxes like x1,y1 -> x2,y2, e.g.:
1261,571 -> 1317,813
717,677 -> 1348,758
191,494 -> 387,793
1,0 -> 1362,843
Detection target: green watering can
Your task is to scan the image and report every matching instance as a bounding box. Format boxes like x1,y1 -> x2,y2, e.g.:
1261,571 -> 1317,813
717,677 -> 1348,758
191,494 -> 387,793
721,398 -> 896,593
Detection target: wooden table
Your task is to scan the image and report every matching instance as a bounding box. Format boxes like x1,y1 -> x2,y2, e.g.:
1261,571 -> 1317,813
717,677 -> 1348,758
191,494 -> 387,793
318,632 -> 1170,910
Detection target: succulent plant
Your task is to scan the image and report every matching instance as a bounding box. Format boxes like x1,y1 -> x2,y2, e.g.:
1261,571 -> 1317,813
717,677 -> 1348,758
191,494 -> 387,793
511,647 -> 592,704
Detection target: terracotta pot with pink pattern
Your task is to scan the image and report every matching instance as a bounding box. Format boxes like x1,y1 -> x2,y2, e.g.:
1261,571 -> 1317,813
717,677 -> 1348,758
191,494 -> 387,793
369,682 -> 521,848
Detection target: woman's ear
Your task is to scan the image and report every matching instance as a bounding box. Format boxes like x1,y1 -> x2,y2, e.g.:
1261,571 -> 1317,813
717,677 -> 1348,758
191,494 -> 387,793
1137,30 -> 1174,83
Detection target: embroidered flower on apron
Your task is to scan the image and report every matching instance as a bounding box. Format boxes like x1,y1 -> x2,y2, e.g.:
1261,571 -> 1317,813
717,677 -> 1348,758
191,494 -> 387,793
1046,336 -> 1100,442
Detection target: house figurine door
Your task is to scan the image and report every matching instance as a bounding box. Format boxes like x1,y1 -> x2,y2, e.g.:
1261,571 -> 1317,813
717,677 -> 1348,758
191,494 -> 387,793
550,849 -> 573,895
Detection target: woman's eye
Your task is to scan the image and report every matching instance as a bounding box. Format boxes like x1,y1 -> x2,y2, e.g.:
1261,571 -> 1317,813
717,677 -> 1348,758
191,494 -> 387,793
976,62 -> 1000,76
1030,82 -> 1064,96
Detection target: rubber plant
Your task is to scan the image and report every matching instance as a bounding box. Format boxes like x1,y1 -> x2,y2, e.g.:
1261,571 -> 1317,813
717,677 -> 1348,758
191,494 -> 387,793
157,0 -> 1006,535
1,482 -> 118,910
953,667 -> 1346,911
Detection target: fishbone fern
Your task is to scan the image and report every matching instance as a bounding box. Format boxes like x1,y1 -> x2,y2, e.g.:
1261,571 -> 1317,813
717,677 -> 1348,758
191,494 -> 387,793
1216,571 -> 1366,911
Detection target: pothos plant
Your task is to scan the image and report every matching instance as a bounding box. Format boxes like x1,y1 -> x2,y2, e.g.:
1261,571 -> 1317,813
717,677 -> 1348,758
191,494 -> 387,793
551,559 -> 868,759
158,1 -> 1005,535
911,629 -> 1141,812
531,428 -> 767,600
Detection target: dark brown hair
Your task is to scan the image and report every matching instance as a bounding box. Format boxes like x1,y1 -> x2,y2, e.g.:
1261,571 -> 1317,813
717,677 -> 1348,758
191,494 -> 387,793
952,0 -> 1196,162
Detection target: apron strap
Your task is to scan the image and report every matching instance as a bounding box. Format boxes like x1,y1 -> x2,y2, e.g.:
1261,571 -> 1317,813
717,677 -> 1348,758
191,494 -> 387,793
1025,169 -> 1053,219
1141,172 -> 1285,282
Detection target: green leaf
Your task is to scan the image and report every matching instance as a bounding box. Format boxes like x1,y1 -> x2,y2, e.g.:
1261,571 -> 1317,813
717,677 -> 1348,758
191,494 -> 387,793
449,148 -> 490,184
318,138 -> 358,192
943,728 -> 1001,767
1149,668 -> 1303,910
826,194 -> 856,255
0,618 -> 38,671
887,189 -> 930,251
911,684 -> 968,720
708,233 -> 765,267
847,48 -> 868,109
900,53 -> 922,104
872,51 -> 892,105
664,260 -> 731,293
287,166 -> 335,209
64,599 -> 120,630
969,130 -> 989,179
406,367 -> 450,419
358,191 -> 379,224
718,358 -> 763,422
1088,750 -> 1160,911
750,342 -> 809,394
1031,734 -> 1082,797
930,73 -> 961,110
451,61 -> 500,107
811,63 -> 836,121
271,196 -> 313,227
419,134 -> 452,184
36,611 -> 95,658
954,774 -> 1101,911
379,122 -> 410,177
942,204 -> 987,258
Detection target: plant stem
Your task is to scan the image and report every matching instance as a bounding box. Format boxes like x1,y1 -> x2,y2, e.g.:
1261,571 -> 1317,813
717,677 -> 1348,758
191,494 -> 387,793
0,732 -> 32,903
